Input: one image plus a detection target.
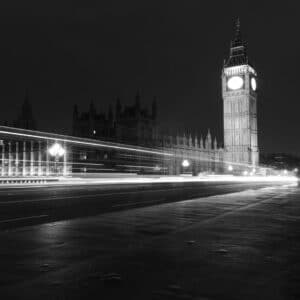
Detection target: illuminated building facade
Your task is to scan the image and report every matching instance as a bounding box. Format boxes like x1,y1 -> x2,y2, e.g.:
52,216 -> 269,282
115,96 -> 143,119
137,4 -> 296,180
0,128 -> 69,177
222,19 -> 259,168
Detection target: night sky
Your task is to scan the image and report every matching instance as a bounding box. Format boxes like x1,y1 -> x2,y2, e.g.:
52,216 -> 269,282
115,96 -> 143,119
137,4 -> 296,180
0,0 -> 299,154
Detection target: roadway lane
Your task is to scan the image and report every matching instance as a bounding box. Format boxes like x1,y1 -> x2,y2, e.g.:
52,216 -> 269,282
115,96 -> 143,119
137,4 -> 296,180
0,180 -> 295,230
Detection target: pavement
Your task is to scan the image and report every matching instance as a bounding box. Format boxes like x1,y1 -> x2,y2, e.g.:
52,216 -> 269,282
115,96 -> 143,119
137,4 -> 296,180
0,181 -> 300,299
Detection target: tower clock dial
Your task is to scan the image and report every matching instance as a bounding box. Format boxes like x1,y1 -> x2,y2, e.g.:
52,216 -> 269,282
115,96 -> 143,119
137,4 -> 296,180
227,76 -> 244,90
251,77 -> 257,91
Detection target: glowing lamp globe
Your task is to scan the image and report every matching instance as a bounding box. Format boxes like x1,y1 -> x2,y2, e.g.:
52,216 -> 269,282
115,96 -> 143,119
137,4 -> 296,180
227,76 -> 244,90
228,165 -> 233,172
182,159 -> 190,168
48,143 -> 66,157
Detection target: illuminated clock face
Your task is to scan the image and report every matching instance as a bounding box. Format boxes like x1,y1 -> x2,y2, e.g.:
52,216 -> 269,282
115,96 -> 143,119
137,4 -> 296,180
251,77 -> 257,91
227,76 -> 244,90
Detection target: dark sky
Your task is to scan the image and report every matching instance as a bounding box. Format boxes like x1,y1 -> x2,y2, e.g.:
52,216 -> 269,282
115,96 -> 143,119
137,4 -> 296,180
0,0 -> 299,154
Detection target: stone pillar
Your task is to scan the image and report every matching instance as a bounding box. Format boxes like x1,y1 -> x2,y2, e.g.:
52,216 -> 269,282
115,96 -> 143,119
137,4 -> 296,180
38,141 -> 42,176
23,141 -> 26,176
63,142 -> 67,176
30,141 -> 34,176
46,140 -> 50,176
1,142 -> 5,176
8,142 -> 12,176
15,142 -> 19,176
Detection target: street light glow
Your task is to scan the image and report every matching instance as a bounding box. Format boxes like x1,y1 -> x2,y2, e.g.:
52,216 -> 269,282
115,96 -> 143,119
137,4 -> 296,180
228,165 -> 233,172
182,159 -> 190,168
48,143 -> 66,157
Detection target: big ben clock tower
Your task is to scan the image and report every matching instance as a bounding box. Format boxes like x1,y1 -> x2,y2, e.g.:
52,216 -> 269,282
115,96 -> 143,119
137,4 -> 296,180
222,19 -> 259,168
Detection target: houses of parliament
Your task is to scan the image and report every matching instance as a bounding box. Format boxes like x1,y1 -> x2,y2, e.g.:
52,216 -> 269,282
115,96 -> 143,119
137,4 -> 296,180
0,20 -> 259,176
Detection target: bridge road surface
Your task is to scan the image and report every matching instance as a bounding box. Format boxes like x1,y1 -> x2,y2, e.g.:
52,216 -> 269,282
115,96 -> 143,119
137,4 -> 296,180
0,181 -> 300,299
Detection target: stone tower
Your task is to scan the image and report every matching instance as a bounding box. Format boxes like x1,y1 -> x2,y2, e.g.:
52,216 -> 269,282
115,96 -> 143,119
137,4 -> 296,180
222,19 -> 259,168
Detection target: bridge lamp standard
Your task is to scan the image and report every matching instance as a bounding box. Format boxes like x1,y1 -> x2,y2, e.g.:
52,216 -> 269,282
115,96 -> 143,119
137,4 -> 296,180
48,143 -> 66,174
182,159 -> 190,168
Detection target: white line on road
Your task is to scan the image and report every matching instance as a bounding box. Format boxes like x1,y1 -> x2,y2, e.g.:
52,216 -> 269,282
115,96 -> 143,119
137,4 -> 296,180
0,215 -> 48,223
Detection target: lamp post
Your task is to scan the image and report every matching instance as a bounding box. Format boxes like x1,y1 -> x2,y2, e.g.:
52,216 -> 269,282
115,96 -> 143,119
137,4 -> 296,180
182,159 -> 190,168
48,143 -> 66,175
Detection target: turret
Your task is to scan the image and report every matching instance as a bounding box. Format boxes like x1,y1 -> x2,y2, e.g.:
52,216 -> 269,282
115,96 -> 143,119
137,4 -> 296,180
206,129 -> 212,150
188,134 -> 193,147
194,136 -> 198,148
214,137 -> 218,150
200,135 -> 204,149
183,133 -> 187,146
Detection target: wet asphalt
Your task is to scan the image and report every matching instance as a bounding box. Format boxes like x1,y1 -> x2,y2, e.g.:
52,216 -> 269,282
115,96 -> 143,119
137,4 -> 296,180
0,181 -> 299,299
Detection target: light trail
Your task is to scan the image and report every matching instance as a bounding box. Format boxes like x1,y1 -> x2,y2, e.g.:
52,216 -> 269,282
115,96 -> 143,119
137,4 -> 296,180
0,126 -> 296,176
54,174 -> 299,186
0,127 -> 173,157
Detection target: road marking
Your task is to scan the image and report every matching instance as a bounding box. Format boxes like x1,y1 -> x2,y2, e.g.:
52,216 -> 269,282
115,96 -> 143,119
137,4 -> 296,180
0,215 -> 48,223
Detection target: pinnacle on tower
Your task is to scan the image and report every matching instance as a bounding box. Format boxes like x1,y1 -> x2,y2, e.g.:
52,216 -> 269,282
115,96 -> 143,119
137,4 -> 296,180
189,134 -> 193,147
200,135 -> 204,149
214,137 -> 218,149
194,136 -> 198,148
224,18 -> 248,67
206,129 -> 212,149
234,17 -> 241,42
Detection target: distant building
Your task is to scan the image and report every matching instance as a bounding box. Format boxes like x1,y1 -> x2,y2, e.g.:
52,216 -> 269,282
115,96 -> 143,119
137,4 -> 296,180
72,90 -> 158,146
13,91 -> 37,130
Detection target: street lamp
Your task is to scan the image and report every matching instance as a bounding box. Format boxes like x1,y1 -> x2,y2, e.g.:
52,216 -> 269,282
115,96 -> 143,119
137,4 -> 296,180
228,165 -> 233,172
48,143 -> 65,175
182,159 -> 190,168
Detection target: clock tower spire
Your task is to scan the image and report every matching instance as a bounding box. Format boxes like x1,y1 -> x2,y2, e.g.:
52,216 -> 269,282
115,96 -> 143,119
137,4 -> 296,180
222,19 -> 259,170
225,18 -> 248,68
